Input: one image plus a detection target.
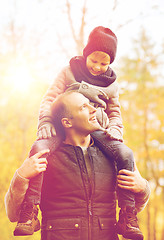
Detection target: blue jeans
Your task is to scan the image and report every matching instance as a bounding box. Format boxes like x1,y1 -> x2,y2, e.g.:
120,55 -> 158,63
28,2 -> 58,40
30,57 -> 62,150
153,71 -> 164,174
91,130 -> 135,208
24,172 -> 44,205
24,130 -> 135,208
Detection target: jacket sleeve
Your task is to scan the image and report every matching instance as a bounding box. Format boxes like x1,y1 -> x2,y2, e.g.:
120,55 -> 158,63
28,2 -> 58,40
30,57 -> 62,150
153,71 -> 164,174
38,66 -> 69,129
105,83 -> 124,141
4,170 -> 29,222
135,180 -> 151,212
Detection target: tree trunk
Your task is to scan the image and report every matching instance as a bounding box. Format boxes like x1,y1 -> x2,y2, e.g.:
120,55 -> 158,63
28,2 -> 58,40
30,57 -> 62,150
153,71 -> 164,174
153,195 -> 157,240
146,202 -> 151,240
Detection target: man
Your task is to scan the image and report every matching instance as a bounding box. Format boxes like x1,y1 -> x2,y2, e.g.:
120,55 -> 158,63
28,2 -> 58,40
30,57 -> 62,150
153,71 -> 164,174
5,92 -> 150,240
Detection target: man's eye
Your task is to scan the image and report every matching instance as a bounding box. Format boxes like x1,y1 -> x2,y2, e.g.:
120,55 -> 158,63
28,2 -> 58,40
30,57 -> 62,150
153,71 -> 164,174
92,60 -> 97,63
80,105 -> 85,110
82,105 -> 86,109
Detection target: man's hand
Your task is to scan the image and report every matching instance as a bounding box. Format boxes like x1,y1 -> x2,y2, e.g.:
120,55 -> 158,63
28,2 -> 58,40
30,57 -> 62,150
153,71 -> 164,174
18,149 -> 50,179
37,123 -> 56,139
117,163 -> 147,193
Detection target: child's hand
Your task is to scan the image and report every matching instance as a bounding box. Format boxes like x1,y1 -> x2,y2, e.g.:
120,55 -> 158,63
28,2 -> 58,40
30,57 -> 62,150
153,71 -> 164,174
18,149 -> 50,179
78,81 -> 108,109
37,123 -> 56,139
104,128 -> 123,142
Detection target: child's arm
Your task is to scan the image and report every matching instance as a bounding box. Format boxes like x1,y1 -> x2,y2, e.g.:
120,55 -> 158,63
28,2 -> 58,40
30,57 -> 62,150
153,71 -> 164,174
105,83 -> 123,141
67,81 -> 123,141
37,66 -> 72,139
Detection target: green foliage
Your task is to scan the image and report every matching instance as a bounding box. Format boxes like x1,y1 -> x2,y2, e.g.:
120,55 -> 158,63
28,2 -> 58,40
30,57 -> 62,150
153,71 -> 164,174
0,81 -> 48,240
118,29 -> 164,240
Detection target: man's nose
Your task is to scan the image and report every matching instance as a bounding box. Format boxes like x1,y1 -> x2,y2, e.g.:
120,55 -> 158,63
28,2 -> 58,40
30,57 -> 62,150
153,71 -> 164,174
89,104 -> 97,113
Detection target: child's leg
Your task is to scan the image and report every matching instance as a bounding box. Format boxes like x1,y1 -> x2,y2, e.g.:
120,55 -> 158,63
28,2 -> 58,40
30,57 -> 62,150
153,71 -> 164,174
14,136 -> 62,236
92,130 -> 135,207
91,130 -> 134,170
24,173 -> 44,205
13,173 -> 43,236
23,135 -> 62,205
91,130 -> 143,240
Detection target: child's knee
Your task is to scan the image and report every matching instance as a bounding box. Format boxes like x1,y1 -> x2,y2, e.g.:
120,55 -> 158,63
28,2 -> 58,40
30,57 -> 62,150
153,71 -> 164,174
117,146 -> 134,170
124,147 -> 134,161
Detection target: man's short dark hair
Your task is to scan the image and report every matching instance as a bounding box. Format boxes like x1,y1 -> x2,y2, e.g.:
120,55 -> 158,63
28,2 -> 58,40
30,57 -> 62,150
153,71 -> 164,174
51,92 -> 74,139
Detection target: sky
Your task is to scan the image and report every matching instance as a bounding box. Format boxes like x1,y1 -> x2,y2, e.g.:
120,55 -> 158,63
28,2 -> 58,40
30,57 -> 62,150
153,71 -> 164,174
0,0 -> 164,56
0,0 -> 164,90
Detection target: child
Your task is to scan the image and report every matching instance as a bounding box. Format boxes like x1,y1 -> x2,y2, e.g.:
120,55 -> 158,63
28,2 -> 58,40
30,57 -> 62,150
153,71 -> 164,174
14,26 -> 144,240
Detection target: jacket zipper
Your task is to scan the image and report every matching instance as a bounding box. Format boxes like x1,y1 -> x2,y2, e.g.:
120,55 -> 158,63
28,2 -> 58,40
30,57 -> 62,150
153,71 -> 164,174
87,148 -> 94,240
74,146 -> 93,240
88,199 -> 92,240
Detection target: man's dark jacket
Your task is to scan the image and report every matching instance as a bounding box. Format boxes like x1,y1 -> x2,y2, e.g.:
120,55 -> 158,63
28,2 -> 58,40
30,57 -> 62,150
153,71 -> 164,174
37,139 -> 118,240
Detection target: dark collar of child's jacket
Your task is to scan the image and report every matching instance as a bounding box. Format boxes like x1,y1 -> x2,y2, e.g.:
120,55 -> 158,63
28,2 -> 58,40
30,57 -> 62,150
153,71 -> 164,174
69,56 -> 116,88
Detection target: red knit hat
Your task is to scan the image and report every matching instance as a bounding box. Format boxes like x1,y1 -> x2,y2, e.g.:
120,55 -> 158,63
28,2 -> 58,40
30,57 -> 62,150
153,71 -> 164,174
83,26 -> 117,64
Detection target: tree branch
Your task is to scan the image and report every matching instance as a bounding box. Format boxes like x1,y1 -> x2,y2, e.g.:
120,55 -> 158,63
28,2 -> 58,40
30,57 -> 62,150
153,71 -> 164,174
66,0 -> 77,42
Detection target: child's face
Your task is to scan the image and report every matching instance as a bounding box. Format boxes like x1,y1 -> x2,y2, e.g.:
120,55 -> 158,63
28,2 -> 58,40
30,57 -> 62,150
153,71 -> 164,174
86,51 -> 110,76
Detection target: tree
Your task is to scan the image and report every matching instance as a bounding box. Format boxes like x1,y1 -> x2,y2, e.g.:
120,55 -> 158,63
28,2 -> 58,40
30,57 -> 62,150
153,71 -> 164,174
118,29 -> 164,240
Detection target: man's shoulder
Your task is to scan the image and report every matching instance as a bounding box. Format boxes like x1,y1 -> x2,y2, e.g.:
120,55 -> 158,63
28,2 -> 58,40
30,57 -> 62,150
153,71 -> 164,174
29,137 -> 60,157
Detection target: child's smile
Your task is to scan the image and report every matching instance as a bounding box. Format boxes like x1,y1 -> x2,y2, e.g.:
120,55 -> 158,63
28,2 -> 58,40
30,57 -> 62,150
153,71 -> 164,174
86,51 -> 110,76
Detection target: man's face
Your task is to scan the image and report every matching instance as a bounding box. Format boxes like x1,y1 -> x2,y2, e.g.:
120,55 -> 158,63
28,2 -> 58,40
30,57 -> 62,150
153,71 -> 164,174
86,51 -> 110,76
65,93 -> 101,134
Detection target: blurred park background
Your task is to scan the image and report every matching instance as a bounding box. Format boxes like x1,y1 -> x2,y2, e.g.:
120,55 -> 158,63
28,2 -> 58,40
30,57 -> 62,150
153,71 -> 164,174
0,0 -> 164,239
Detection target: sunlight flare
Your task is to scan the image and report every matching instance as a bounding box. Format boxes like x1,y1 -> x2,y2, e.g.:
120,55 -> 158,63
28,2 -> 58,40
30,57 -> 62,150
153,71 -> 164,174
6,64 -> 35,92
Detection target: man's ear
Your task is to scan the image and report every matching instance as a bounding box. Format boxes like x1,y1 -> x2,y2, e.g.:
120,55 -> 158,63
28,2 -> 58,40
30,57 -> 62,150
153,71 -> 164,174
61,118 -> 72,129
